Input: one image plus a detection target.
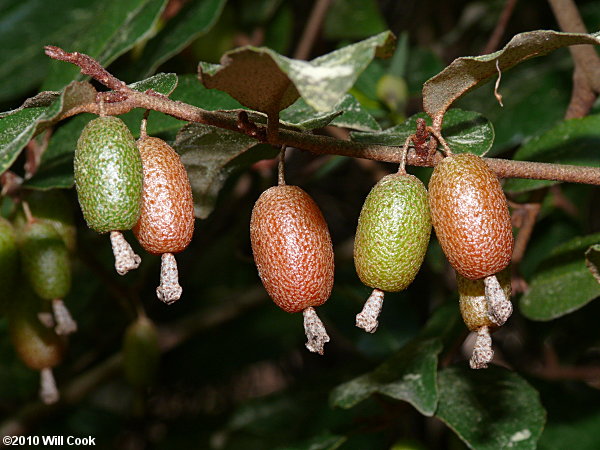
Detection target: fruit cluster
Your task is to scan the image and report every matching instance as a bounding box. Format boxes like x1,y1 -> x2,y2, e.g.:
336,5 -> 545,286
250,147 -> 513,368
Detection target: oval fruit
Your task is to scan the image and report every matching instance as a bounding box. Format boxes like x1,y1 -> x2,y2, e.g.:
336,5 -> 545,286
250,185 -> 334,314
123,316 -> 160,388
133,136 -> 194,254
20,221 -> 71,301
9,292 -> 64,371
354,173 -> 431,292
428,153 -> 513,280
74,116 -> 143,233
0,217 -> 19,312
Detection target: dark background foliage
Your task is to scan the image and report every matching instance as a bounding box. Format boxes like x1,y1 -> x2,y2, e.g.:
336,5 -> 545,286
0,0 -> 599,449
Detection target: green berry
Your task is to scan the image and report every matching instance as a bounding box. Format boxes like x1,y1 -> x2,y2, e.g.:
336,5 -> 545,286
123,316 -> 160,388
354,173 -> 431,292
0,217 -> 19,312
74,116 -> 143,233
21,221 -> 71,301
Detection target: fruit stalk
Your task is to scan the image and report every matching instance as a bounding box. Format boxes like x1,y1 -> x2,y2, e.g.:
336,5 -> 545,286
355,288 -> 384,333
470,326 -> 493,369
110,231 -> 142,275
51,299 -> 77,335
39,367 -> 59,405
303,307 -> 330,355
157,253 -> 182,305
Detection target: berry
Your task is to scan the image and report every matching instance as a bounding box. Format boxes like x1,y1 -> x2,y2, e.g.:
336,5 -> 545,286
428,153 -> 513,280
9,290 -> 65,404
0,217 -> 19,313
133,137 -> 195,304
250,185 -> 334,354
457,267 -> 512,369
20,220 -> 76,335
75,116 -> 143,274
354,173 -> 431,332
123,316 -> 160,388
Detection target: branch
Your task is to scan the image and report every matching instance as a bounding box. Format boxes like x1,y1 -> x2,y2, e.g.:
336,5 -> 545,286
482,0 -> 518,55
547,0 -> 600,93
45,46 -> 600,187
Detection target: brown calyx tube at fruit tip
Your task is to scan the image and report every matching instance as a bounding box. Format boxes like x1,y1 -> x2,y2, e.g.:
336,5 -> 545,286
133,136 -> 195,304
250,185 -> 335,355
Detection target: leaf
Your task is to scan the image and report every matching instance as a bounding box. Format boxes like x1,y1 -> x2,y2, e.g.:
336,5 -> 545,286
281,95 -> 380,131
502,115 -> 600,193
351,109 -> 494,156
41,0 -> 167,92
173,123 -> 275,219
0,81 -> 96,179
198,31 -> 396,114
423,30 -> 600,123
436,366 -> 545,450
330,338 -> 442,416
25,74 -> 178,190
520,233 -> 600,321
136,0 -> 227,77
585,244 -> 600,285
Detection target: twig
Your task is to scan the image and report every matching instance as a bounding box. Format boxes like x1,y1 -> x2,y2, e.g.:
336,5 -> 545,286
482,0 -> 518,55
44,46 -> 600,187
294,0 -> 334,60
547,0 -> 600,93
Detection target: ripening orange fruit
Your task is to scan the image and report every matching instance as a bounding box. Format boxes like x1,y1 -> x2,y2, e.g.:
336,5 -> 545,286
250,185 -> 334,354
133,136 -> 195,304
428,153 -> 513,280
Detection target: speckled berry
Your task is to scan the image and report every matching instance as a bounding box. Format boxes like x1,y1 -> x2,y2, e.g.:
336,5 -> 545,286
74,116 -> 143,233
133,137 -> 194,254
0,217 -> 19,313
123,316 -> 160,388
428,153 -> 513,280
250,185 -> 334,314
354,173 -> 431,292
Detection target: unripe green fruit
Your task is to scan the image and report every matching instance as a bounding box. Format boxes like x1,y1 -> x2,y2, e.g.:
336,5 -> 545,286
9,292 -> 64,371
74,116 -> 143,233
0,217 -> 19,312
21,221 -> 71,301
428,153 -> 513,280
250,185 -> 334,314
354,173 -> 431,292
14,190 -> 76,252
123,316 -> 160,388
457,267 -> 511,331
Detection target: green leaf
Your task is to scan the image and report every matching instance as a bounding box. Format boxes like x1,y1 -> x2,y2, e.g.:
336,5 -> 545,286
137,0 -> 227,77
173,123 -> 275,219
0,81 -> 96,180
436,366 -> 545,450
281,95 -> 381,131
423,30 -> 600,122
330,338 -> 442,416
503,115 -> 600,193
198,31 -> 396,114
585,244 -> 600,285
25,74 -> 178,190
323,0 -> 386,41
520,233 -> 600,321
351,109 -> 494,156
42,0 -> 167,92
